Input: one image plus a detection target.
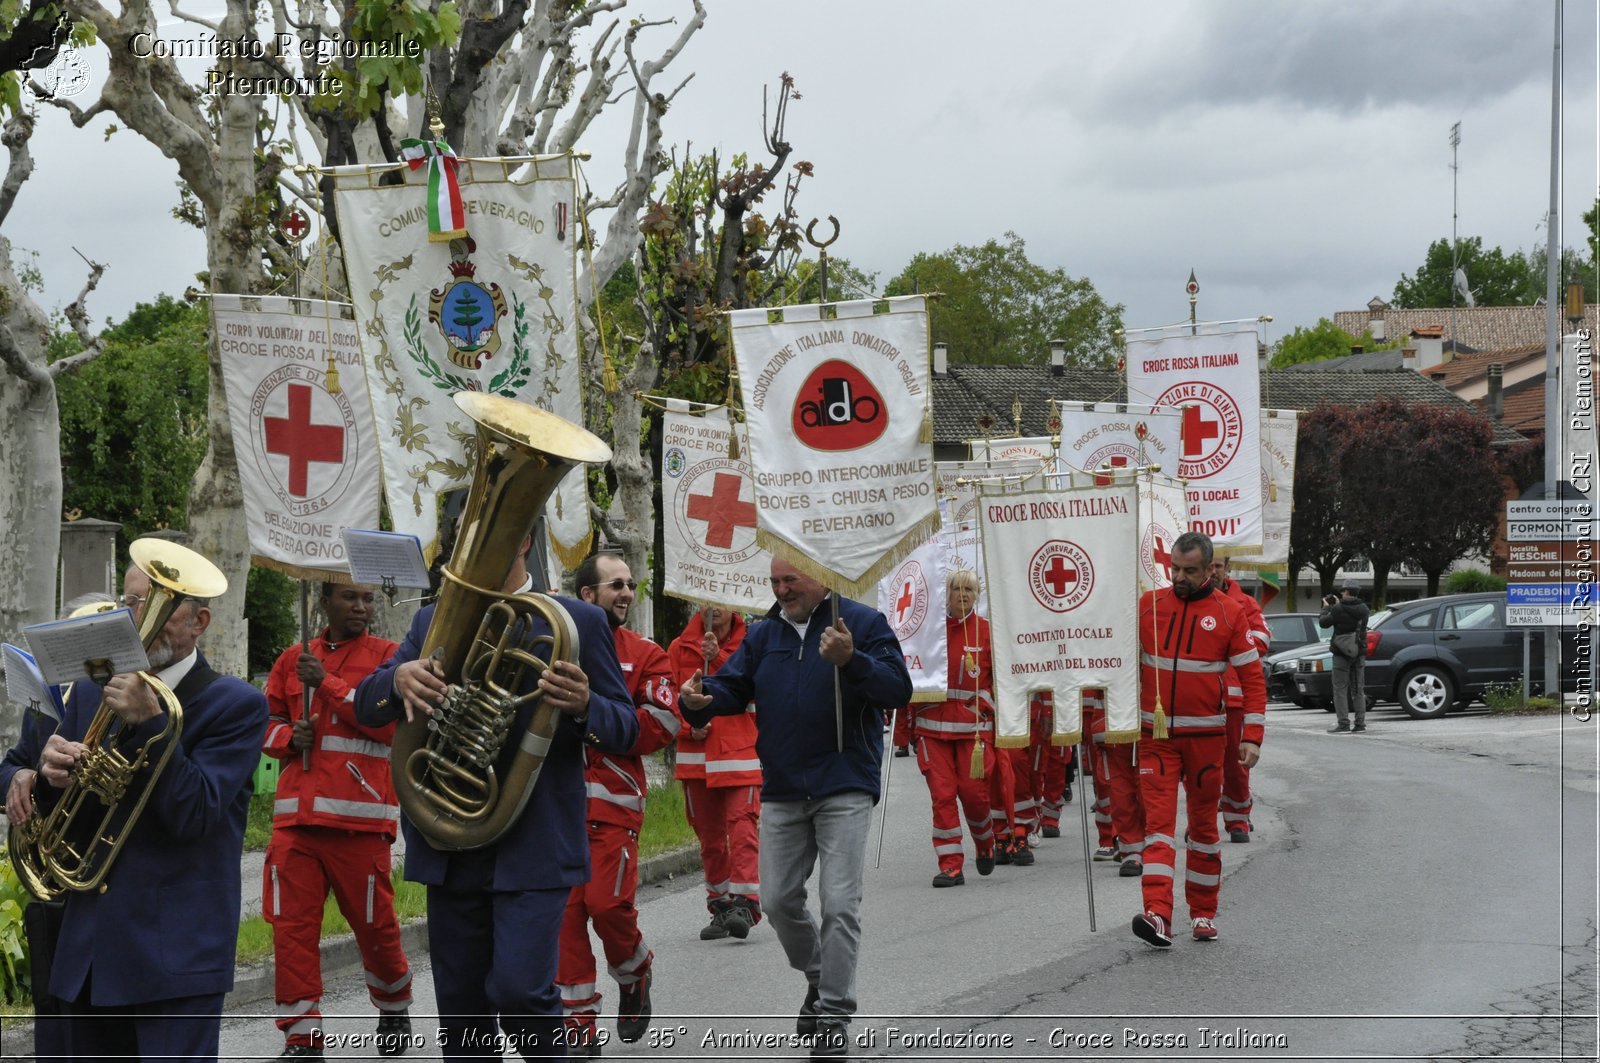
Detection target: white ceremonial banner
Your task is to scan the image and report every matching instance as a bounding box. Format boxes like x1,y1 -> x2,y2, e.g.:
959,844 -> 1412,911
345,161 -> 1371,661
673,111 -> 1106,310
1057,402 -> 1185,482
730,296 -> 937,597
1135,472 -> 1190,597
1227,410 -> 1299,569
969,436 -> 1060,471
331,154 -> 592,569
977,484 -> 1140,747
661,404 -> 773,610
935,458 -> 1049,528
938,505 -> 987,614
213,294 -> 379,580
1125,323 -> 1264,549
876,532 -> 948,703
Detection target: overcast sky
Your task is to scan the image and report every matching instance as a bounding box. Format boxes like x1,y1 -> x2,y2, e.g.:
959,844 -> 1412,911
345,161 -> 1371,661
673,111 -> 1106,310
8,0 -> 1597,350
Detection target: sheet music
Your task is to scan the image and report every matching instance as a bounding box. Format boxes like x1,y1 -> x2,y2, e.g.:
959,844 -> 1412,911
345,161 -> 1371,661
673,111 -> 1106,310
3,642 -> 59,720
23,608 -> 151,687
341,528 -> 431,589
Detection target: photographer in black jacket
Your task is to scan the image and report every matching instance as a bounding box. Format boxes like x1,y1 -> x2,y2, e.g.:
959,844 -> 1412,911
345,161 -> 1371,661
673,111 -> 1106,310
1320,583 -> 1371,733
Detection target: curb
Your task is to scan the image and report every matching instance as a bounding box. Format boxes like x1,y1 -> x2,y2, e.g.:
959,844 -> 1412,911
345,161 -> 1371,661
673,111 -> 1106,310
3,845 -> 702,1057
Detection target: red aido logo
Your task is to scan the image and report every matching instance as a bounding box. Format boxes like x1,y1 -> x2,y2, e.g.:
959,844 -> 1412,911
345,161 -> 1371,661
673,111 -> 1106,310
792,360 -> 886,451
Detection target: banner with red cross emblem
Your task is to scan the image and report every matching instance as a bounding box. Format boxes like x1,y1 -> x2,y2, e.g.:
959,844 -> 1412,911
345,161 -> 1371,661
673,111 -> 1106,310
1136,471 -> 1189,595
1056,401 -> 1184,484
1226,409 -> 1299,569
330,154 -> 591,570
976,484 -> 1139,747
660,403 -> 772,610
968,436 -> 1061,473
874,532 -> 947,703
1125,323 -> 1264,550
729,296 -> 937,597
214,294 -> 380,580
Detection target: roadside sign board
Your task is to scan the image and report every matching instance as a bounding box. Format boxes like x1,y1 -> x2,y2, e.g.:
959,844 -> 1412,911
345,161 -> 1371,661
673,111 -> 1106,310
1509,604 -> 1594,627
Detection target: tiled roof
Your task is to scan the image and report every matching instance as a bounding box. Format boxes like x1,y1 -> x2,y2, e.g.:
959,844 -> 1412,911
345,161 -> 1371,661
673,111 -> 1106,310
1282,348 -> 1406,372
1332,304 -> 1600,351
1419,343 -> 1544,390
1484,377 -> 1545,437
933,364 -> 1526,448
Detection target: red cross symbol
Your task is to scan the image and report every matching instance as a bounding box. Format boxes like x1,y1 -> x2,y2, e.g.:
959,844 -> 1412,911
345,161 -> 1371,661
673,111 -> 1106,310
1151,535 -> 1172,572
1182,404 -> 1220,457
280,208 -> 310,243
1093,453 -> 1130,486
896,580 -> 915,621
686,472 -> 758,548
1042,555 -> 1078,596
263,384 -> 343,497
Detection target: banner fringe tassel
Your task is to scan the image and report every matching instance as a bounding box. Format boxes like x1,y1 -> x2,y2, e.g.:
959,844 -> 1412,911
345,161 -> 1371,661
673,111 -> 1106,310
755,508 -> 943,602
549,528 -> 594,577
1151,701 -> 1170,740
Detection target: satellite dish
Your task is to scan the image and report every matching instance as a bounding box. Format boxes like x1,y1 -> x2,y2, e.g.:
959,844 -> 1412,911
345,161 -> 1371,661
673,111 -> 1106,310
1453,268 -> 1476,308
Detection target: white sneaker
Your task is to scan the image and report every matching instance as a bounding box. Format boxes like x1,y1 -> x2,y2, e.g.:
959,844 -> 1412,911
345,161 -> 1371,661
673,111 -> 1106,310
1028,830 -> 1044,847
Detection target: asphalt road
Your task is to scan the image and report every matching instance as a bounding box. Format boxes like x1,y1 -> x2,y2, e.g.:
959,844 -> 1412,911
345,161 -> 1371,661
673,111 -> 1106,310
214,701 -> 1598,1062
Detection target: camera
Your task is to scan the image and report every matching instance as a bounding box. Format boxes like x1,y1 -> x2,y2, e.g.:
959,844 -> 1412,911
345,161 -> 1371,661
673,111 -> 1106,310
1323,594 -> 1338,607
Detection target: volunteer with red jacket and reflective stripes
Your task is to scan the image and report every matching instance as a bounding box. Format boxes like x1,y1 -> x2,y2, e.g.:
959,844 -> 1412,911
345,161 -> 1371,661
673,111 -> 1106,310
912,569 -> 1002,886
669,604 -> 762,940
558,553 -> 682,1057
1131,532 -> 1265,950
1210,554 -> 1270,844
263,582 -> 412,1059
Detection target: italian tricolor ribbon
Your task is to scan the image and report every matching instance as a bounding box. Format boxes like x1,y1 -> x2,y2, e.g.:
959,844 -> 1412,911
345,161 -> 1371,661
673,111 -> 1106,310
399,137 -> 468,242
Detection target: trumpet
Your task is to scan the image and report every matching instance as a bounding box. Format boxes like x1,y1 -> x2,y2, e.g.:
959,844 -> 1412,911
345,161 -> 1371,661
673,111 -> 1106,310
8,539 -> 228,900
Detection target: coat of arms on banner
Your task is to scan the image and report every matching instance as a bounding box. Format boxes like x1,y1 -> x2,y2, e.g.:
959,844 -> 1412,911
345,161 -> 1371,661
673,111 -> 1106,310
330,154 -> 589,565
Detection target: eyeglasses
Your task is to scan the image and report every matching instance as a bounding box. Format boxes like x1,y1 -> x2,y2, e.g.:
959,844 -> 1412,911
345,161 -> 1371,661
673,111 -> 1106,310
120,594 -> 147,610
591,578 -> 638,592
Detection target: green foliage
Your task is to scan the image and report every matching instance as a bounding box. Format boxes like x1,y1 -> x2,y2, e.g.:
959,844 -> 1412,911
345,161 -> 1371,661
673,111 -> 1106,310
245,791 -> 275,851
883,232 -> 1124,368
639,776 -> 696,860
1271,317 -> 1398,368
311,1 -> 460,118
246,567 -> 299,678
1482,678 -> 1523,712
54,296 -> 209,535
0,846 -> 30,1005
1443,569 -> 1507,594
1392,234 -> 1596,310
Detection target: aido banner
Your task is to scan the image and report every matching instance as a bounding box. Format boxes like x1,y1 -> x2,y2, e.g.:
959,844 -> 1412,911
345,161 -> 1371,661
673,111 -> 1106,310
730,296 -> 936,597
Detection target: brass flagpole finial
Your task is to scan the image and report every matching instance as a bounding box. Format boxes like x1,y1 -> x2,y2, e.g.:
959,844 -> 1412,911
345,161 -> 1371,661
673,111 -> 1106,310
1012,395 -> 1023,437
427,92 -> 444,139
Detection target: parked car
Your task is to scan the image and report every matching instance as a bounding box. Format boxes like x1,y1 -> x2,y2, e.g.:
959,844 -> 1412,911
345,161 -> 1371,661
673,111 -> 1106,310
1293,592 -> 1574,719
1263,640 -> 1334,705
1264,612 -> 1333,657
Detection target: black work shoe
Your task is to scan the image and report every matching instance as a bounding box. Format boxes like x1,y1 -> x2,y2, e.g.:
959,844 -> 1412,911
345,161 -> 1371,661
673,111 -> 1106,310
1043,824 -> 1062,839
1328,723 -> 1350,733
1010,838 -> 1035,866
810,1020 -> 849,1058
567,1025 -> 604,1060
723,902 -> 754,939
280,1045 -> 325,1060
893,744 -> 910,757
700,908 -> 730,940
931,867 -> 965,887
376,1009 -> 412,1056
1119,858 -> 1143,878
1062,785 -> 1073,804
796,982 -> 821,1036
975,849 -> 995,876
1352,724 -> 1367,732
994,837 -> 1013,865
616,968 -> 652,1043
1229,829 -> 1250,844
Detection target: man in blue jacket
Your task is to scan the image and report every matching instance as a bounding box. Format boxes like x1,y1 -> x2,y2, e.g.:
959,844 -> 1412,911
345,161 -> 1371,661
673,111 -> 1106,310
355,536 -> 636,1061
680,558 -> 912,1060
32,565 -> 270,1062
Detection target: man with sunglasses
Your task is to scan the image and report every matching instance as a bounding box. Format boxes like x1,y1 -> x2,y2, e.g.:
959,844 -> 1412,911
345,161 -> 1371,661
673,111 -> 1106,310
557,552 -> 682,1057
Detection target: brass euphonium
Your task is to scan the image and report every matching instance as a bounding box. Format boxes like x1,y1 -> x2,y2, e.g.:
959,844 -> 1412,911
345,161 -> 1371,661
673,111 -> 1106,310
392,392 -> 612,851
8,539 -> 228,900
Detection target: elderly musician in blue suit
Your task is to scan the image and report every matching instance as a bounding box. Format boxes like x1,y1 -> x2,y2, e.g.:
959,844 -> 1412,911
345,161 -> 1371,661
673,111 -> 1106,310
356,535 -> 637,1061
29,564 -> 270,1062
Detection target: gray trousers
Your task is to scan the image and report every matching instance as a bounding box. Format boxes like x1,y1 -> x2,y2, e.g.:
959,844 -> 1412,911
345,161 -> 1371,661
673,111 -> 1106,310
759,791 -> 873,1026
1332,654 -> 1366,727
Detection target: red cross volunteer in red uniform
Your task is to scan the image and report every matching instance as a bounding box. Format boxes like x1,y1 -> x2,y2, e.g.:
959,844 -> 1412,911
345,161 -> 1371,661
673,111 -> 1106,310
1131,532 -> 1265,948
263,583 -> 412,1058
669,604 -> 761,939
1210,554 -> 1270,844
558,553 -> 682,1057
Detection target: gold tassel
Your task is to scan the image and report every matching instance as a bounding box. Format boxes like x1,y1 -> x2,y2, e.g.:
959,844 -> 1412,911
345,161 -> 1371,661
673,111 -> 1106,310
727,423 -> 741,460
969,739 -> 985,779
602,350 -> 619,395
919,406 -> 933,444
324,353 -> 342,396
1151,699 -> 1170,740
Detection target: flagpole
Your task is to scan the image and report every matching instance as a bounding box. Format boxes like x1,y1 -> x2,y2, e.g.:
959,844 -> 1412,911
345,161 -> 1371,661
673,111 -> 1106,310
298,580 -> 313,772
1077,734 -> 1097,932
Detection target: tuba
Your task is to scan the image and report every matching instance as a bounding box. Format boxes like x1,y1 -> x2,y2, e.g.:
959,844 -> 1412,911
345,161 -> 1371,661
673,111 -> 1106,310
8,539 -> 227,900
391,391 -> 612,851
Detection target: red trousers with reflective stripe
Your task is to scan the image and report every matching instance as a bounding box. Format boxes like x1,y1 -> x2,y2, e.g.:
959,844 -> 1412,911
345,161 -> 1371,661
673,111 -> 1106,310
1135,735 -> 1226,922
1102,742 -> 1146,856
916,735 -> 996,872
264,827 -> 411,1046
557,821 -> 651,1025
1221,708 -> 1253,833
683,778 -> 761,911
1081,739 -> 1118,848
